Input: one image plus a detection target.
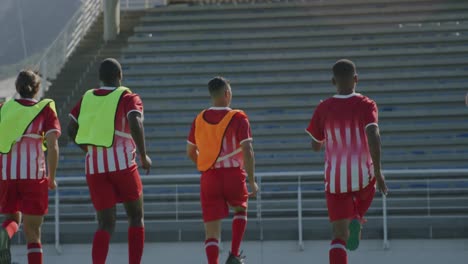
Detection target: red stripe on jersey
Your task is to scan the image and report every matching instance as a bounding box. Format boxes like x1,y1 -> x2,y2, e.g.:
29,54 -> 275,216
15,144 -> 21,180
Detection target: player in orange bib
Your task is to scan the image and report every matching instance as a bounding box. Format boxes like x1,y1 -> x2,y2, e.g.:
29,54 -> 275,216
0,70 -> 60,264
187,77 -> 258,264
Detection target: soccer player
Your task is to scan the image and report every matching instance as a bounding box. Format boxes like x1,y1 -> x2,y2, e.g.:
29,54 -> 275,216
67,58 -> 151,264
186,77 -> 258,264
306,59 -> 388,264
0,70 -> 60,264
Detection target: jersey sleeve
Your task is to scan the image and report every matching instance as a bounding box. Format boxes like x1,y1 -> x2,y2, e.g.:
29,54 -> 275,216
236,114 -> 253,144
306,102 -> 325,143
44,105 -> 62,137
69,98 -> 83,122
187,118 -> 196,146
123,93 -> 144,119
362,99 -> 378,128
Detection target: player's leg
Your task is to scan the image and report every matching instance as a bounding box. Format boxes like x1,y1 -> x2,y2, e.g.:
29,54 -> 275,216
22,214 -> 44,264
330,219 -> 350,264
204,220 -> 222,264
347,179 -> 377,251
0,213 -> 20,264
113,166 -> 144,264
0,180 -> 20,257
19,178 -> 49,264
224,169 -> 249,263
93,207 -> 116,264
123,197 -> 144,264
86,172 -> 117,264
201,170 -> 228,264
326,192 -> 355,264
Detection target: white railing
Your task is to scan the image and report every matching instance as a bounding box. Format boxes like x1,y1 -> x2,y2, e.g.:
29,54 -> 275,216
121,0 -> 167,10
37,0 -> 102,98
52,168 -> 468,251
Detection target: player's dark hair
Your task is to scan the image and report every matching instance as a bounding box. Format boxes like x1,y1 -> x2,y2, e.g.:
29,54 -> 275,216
333,59 -> 356,79
99,58 -> 122,85
15,70 -> 41,98
208,76 -> 230,97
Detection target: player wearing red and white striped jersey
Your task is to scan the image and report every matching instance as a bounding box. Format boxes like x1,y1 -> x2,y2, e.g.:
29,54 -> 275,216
187,77 -> 257,264
68,59 -> 151,264
306,60 -> 387,264
0,70 -> 61,264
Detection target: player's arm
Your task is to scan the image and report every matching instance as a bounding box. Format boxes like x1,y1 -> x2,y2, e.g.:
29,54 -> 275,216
311,138 -> 323,152
186,143 -> 198,164
67,119 -> 87,153
46,132 -> 59,190
366,124 -> 388,195
128,111 -> 151,174
306,102 -> 325,152
241,140 -> 258,197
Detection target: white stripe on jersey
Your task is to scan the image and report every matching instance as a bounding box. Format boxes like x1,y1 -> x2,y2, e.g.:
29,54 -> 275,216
351,155 -> 360,190
116,145 -> 127,171
106,148 -> 116,172
88,151 -> 95,175
2,155 -> 6,180
330,154 -> 337,193
19,142 -> 27,179
97,147 -> 105,173
125,140 -> 133,169
30,144 -> 38,179
334,128 -> 342,150
340,162 -> 347,193
10,146 -> 17,180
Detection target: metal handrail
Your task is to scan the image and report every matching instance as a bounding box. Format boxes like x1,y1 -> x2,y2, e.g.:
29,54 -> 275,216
55,168 -> 468,183
51,168 -> 468,251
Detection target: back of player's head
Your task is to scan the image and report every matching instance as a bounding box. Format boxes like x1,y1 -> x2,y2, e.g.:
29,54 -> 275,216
99,58 -> 122,85
15,70 -> 41,98
208,76 -> 230,98
333,59 -> 356,80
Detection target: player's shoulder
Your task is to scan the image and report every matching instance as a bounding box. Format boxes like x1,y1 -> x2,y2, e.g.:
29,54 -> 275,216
355,94 -> 377,107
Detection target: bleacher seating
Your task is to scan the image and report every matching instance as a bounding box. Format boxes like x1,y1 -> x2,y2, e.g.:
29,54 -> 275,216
39,0 -> 468,243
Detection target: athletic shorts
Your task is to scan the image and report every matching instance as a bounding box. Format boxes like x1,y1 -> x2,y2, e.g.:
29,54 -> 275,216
326,178 -> 376,222
86,165 -> 142,211
0,178 -> 49,215
200,167 -> 249,222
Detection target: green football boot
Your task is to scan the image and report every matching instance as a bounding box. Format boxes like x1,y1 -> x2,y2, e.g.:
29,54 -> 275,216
346,219 -> 362,251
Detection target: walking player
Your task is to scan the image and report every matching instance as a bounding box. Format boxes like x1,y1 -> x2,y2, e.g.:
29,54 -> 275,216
186,77 -> 258,264
306,60 -> 388,264
0,70 -> 60,264
68,58 -> 151,264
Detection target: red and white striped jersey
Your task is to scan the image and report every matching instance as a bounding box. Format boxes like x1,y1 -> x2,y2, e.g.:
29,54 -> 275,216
0,99 -> 61,180
306,93 -> 378,194
70,87 -> 144,175
188,107 -> 252,170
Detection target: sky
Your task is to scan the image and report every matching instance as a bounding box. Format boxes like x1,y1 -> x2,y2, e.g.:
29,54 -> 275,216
0,0 -> 82,66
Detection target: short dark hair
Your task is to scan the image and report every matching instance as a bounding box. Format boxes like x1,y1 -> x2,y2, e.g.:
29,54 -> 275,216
333,59 -> 356,79
15,70 -> 41,98
99,58 -> 122,84
208,76 -> 230,97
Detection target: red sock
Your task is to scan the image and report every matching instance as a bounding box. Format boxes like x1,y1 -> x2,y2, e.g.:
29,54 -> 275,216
329,239 -> 347,264
92,230 -> 111,264
205,238 -> 219,264
27,243 -> 42,264
128,226 -> 145,264
2,220 -> 19,239
231,211 -> 247,256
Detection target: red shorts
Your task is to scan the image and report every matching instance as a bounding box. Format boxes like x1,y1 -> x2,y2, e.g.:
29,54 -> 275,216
86,165 -> 142,211
0,179 -> 49,215
326,178 -> 376,222
200,167 -> 249,222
